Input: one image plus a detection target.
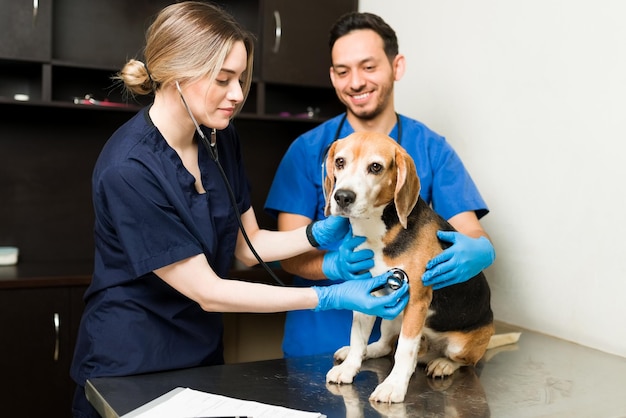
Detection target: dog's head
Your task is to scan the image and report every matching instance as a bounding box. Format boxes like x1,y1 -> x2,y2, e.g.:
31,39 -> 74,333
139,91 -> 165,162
323,132 -> 420,228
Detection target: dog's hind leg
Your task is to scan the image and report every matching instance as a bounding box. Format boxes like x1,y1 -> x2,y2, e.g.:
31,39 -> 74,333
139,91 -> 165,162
327,312 -> 376,384
426,324 -> 495,378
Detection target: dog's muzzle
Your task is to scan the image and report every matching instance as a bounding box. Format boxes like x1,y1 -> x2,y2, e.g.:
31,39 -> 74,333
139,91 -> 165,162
334,189 -> 356,209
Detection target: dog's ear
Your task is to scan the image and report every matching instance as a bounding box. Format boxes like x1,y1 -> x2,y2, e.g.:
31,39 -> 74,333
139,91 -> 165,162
323,141 -> 338,216
394,146 -> 420,229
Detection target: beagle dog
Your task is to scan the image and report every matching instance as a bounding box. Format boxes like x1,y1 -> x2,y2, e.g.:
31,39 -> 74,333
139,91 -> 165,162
323,132 -> 519,403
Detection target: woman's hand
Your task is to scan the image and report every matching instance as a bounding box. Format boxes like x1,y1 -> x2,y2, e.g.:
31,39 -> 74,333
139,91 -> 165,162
308,215 -> 351,249
313,271 -> 409,320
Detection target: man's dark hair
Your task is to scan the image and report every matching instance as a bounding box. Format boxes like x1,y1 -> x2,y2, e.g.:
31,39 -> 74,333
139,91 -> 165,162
329,12 -> 399,60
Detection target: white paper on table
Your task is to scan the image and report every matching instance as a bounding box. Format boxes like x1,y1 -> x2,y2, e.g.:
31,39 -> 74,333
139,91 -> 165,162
121,387 -> 326,418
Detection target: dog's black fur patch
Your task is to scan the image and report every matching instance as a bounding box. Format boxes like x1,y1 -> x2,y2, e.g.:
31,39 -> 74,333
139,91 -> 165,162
382,198 -> 454,258
380,198 -> 493,333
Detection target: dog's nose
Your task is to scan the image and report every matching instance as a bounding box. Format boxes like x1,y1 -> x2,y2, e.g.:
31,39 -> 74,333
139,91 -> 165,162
334,189 -> 356,209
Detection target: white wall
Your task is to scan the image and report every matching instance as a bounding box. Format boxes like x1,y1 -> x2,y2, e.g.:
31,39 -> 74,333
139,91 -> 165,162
359,0 -> 626,357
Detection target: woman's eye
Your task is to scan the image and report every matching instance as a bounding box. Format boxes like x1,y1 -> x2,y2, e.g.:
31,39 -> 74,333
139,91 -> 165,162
216,79 -> 229,86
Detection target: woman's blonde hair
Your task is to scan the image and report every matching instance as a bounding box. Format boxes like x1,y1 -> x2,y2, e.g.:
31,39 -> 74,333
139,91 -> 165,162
116,1 -> 254,114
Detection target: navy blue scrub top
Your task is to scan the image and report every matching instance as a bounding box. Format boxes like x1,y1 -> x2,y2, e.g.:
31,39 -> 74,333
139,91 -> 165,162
71,107 -> 251,385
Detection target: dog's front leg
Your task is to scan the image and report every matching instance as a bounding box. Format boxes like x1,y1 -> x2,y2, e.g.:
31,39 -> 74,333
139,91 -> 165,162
370,294 -> 431,403
364,316 -> 402,359
369,331 -> 421,403
327,312 -> 376,384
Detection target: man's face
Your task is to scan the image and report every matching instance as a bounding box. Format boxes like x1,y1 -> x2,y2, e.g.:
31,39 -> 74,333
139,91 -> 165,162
330,29 -> 397,121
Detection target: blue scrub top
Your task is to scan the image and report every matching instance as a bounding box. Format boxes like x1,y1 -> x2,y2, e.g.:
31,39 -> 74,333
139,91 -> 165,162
265,113 -> 488,358
71,108 -> 251,385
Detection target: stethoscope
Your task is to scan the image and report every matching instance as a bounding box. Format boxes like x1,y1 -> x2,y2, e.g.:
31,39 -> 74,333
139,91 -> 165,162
175,81 -> 286,286
321,112 -> 403,202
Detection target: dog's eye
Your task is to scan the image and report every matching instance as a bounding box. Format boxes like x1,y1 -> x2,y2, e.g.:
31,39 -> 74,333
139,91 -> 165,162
369,163 -> 383,174
335,157 -> 345,170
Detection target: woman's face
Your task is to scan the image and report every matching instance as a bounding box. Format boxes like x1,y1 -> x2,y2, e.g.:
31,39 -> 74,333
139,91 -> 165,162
185,41 -> 247,130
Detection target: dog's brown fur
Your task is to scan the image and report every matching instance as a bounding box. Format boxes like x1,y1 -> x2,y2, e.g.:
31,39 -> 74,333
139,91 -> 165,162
322,132 -> 518,403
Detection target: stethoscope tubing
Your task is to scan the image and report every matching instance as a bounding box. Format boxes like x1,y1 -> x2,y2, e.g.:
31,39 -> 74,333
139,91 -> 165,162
175,84 -> 286,286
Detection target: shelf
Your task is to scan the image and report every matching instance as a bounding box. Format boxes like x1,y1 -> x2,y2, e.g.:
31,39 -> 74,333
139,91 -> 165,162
0,59 -> 151,110
0,97 -> 143,112
51,65 -> 152,107
0,59 -> 43,101
0,261 -> 93,289
1,60 -> 342,120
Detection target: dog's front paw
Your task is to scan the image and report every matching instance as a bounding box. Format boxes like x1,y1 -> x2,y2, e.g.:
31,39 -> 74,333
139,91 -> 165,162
326,362 -> 359,384
369,381 -> 408,404
333,345 -> 351,362
426,357 -> 462,377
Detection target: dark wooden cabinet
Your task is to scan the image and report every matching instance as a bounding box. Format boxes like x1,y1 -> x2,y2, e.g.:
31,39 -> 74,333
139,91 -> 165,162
0,106 -> 128,263
52,0 -> 168,69
0,0 -> 171,108
0,0 -> 355,119
0,0 -> 52,103
0,0 -> 52,61
0,0 -> 357,245
0,1 -> 356,416
259,0 -> 354,88
224,0 -> 356,118
0,284 -> 88,418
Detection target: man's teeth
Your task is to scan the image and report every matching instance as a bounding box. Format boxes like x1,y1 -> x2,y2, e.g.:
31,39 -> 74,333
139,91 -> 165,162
353,93 -> 369,100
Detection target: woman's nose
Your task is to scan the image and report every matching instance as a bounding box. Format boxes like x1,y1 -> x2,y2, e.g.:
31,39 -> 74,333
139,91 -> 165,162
227,82 -> 244,103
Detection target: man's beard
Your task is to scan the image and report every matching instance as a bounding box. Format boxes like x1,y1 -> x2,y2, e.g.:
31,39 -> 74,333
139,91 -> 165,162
350,107 -> 379,121
344,85 -> 392,121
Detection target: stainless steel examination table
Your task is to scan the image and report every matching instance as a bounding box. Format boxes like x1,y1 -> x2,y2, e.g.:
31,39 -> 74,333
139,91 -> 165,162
86,324 -> 626,417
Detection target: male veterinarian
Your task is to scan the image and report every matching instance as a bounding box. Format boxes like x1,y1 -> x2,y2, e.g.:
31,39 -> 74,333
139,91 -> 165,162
265,12 -> 495,358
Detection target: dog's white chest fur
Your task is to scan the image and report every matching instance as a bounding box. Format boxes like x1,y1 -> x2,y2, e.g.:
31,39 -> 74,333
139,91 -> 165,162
350,217 -> 391,276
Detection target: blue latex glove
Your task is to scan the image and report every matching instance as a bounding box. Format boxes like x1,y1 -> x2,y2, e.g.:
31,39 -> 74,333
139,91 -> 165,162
309,216 -> 351,249
313,271 -> 409,320
422,231 -> 495,290
322,234 -> 374,281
